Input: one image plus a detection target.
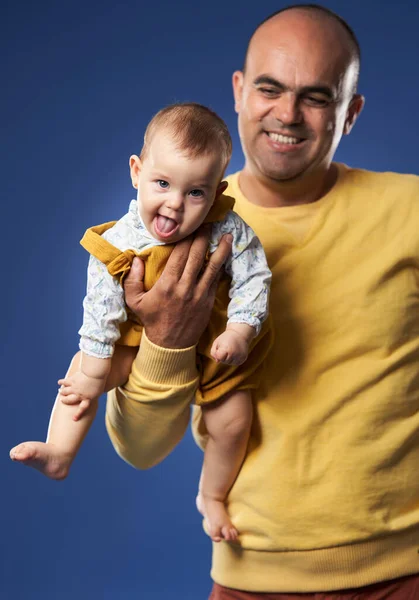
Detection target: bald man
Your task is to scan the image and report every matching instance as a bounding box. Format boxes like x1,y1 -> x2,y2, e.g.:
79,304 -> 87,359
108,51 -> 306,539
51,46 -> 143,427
106,5 -> 419,599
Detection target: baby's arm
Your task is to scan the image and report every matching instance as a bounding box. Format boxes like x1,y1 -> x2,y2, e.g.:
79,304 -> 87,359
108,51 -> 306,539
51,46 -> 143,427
58,353 -> 111,421
210,212 -> 272,365
60,254 -> 128,420
211,323 -> 255,365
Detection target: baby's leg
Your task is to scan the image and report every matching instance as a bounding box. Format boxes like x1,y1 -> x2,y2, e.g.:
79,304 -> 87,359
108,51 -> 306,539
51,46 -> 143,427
198,389 -> 253,542
10,345 -> 137,479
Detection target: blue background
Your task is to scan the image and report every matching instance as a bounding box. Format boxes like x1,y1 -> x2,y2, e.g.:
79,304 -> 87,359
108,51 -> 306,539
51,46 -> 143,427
2,1 -> 418,598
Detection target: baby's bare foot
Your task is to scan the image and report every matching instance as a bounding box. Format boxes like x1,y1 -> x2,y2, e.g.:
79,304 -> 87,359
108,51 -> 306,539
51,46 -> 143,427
9,442 -> 72,480
202,496 -> 238,543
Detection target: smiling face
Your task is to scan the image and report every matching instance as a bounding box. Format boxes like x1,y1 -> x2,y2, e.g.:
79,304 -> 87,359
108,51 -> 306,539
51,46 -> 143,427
233,9 -> 364,183
130,128 -> 226,243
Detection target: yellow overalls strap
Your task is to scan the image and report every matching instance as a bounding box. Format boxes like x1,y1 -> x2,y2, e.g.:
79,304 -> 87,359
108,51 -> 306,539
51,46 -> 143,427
79,222 -> 138,284
204,193 -> 235,223
80,221 -> 176,289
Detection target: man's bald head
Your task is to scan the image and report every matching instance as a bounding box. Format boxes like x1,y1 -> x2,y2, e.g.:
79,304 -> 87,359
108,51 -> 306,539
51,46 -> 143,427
244,4 -> 361,94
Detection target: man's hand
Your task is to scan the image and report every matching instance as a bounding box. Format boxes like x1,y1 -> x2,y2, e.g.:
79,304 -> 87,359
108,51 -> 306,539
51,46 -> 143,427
123,226 -> 232,348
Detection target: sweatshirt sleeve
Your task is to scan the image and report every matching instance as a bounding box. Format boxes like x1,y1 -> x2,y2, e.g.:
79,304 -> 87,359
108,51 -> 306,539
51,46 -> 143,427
105,331 -> 199,469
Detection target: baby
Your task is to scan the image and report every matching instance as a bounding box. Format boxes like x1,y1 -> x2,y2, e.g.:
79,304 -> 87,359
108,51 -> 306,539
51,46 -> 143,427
10,103 -> 271,542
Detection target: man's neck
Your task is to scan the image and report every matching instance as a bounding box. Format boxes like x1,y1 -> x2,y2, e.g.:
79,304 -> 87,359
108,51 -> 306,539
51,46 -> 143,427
238,164 -> 338,208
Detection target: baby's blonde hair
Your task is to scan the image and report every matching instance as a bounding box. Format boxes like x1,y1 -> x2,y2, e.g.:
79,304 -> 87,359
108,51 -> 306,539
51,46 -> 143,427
140,103 -> 232,173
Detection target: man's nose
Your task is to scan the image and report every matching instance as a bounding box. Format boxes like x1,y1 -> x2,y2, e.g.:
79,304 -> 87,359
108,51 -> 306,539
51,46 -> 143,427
272,92 -> 302,126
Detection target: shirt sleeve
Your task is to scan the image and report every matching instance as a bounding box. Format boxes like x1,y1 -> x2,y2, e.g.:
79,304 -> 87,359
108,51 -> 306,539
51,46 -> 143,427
211,211 -> 272,336
78,255 -> 128,358
105,332 -> 199,469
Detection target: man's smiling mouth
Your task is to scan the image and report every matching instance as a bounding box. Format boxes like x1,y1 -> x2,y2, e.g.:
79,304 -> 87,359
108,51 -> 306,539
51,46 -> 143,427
266,132 -> 304,145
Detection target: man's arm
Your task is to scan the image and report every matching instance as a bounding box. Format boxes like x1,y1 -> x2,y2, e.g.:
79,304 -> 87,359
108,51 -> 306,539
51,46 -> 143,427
106,227 -> 233,469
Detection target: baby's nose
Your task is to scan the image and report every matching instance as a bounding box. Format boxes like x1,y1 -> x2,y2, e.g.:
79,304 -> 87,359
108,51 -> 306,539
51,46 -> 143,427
165,193 -> 184,210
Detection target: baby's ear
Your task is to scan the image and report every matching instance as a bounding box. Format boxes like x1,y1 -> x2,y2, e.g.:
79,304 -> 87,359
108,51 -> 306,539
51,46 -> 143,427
129,155 -> 142,189
215,180 -> 228,198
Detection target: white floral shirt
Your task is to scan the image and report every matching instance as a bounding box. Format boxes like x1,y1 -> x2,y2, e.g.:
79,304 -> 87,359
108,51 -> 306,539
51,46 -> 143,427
79,200 -> 271,358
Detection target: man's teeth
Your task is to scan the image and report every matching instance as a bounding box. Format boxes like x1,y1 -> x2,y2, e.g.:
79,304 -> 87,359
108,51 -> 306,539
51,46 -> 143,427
268,132 -> 300,144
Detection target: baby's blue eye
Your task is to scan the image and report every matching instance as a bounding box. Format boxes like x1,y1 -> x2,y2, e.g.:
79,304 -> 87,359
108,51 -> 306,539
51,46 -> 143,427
157,180 -> 169,188
190,189 -> 204,198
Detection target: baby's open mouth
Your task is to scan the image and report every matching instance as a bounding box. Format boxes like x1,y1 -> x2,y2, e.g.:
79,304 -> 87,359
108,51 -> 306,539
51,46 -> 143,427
154,215 -> 180,238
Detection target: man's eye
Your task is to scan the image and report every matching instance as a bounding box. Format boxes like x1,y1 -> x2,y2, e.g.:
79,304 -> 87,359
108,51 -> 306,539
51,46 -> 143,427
305,96 -> 329,107
189,189 -> 204,198
259,87 -> 278,97
157,180 -> 169,188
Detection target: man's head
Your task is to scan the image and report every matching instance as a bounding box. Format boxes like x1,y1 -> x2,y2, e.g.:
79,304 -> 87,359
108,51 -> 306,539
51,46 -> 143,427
130,103 -> 231,243
233,4 -> 365,183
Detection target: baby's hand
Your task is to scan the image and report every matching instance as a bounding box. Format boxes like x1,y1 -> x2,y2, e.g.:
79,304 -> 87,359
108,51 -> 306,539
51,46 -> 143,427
58,371 -> 104,421
210,330 -> 250,366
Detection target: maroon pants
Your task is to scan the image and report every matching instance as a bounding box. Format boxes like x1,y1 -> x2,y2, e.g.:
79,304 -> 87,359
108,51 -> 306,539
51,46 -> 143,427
209,573 -> 419,599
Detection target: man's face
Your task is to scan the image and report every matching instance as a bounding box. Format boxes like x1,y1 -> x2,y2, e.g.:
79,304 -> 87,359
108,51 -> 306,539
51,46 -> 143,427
130,129 -> 225,243
233,12 -> 363,182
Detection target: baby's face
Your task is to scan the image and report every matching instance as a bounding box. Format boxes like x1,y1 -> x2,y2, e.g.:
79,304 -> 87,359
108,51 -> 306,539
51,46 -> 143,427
131,129 -> 225,243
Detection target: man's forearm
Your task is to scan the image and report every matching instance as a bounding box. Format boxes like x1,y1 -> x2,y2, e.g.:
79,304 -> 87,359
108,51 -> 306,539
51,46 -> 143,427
105,332 -> 199,469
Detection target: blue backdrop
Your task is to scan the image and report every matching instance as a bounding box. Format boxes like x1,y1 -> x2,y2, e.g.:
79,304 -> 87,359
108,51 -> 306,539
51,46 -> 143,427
3,1 -> 418,598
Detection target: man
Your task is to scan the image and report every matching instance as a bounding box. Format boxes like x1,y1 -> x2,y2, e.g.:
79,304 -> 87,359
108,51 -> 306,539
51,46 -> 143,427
106,5 -> 419,598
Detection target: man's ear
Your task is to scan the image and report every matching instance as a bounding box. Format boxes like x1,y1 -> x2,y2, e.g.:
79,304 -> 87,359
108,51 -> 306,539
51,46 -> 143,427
343,94 -> 365,135
129,155 -> 142,189
232,71 -> 244,114
215,180 -> 229,198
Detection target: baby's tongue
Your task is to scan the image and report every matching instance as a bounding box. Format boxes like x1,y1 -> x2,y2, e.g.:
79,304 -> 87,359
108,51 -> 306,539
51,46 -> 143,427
156,215 -> 177,234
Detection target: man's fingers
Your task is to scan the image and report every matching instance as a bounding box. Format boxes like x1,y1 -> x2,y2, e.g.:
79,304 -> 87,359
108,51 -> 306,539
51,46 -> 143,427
179,226 -> 212,284
197,233 -> 232,294
123,257 -> 145,292
160,236 -> 194,283
124,257 -> 147,312
159,227 -> 211,286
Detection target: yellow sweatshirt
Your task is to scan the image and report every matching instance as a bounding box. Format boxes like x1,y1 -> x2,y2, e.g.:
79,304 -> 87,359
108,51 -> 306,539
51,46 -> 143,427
106,163 -> 419,592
